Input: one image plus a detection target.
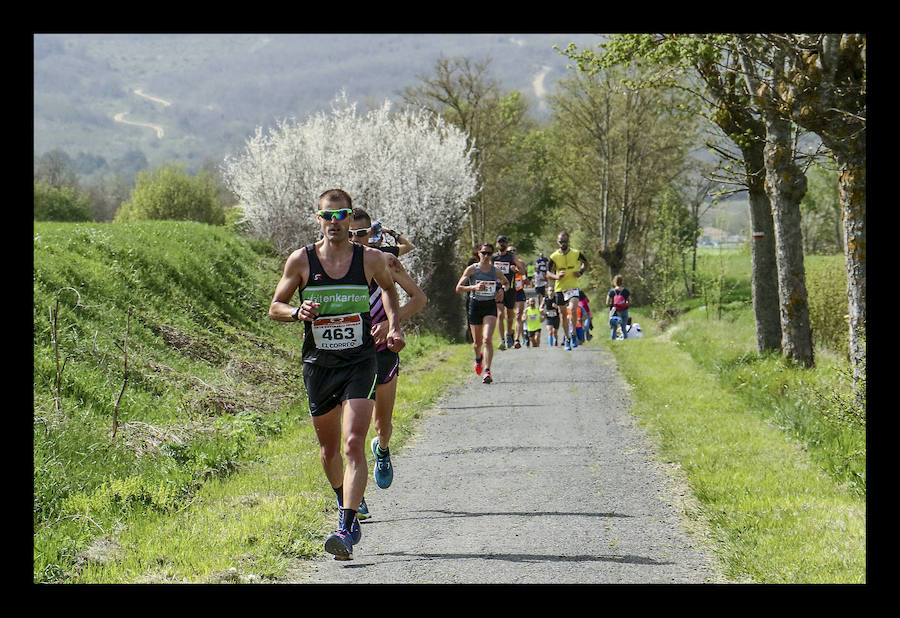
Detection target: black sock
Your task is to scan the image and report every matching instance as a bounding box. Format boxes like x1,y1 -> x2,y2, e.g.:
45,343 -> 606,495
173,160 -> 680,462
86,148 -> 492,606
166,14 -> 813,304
377,444 -> 390,457
341,508 -> 357,530
333,485 -> 343,507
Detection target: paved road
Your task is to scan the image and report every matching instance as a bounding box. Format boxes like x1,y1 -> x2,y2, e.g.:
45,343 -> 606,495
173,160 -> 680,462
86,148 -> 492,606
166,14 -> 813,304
291,335 -> 723,584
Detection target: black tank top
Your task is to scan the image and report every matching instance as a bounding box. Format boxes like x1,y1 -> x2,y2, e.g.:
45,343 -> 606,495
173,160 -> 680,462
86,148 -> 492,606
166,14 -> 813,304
300,243 -> 375,366
492,251 -> 515,281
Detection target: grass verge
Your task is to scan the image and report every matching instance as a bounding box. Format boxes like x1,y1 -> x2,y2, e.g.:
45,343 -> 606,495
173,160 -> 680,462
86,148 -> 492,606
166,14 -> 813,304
62,339 -> 473,583
603,315 -> 865,583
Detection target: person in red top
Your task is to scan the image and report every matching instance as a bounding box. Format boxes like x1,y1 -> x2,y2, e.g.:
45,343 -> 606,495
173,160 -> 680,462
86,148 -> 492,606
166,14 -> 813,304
606,274 -> 631,340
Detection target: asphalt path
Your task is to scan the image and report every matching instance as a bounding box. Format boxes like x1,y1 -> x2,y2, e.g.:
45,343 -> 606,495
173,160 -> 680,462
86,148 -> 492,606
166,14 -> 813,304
291,330 -> 723,584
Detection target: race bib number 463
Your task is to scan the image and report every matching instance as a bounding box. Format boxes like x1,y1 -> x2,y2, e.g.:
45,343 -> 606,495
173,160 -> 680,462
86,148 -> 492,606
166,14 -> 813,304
312,313 -> 364,350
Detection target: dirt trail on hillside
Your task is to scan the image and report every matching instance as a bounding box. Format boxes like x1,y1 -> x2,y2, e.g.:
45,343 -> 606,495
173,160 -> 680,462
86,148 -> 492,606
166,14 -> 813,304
285,332 -> 725,584
112,89 -> 170,138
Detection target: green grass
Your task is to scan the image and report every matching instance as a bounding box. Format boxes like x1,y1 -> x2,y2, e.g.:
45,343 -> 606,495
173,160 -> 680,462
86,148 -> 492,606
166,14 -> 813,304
603,305 -> 865,582
33,219 -> 477,582
61,342 -> 473,583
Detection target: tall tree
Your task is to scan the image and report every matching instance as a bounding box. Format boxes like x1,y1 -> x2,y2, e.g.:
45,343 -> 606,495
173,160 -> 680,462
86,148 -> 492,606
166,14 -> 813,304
560,35 -> 784,353
401,57 -> 539,251
764,34 -> 866,389
736,37 -> 814,366
546,66 -> 694,279
223,94 -> 478,336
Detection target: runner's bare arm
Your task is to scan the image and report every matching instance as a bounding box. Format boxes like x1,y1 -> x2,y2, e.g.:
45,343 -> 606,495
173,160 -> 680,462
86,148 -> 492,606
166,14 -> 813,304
455,265 -> 477,294
269,248 -> 316,321
368,249 -> 405,352
390,261 -> 428,322
494,268 -> 511,302
575,253 -> 589,277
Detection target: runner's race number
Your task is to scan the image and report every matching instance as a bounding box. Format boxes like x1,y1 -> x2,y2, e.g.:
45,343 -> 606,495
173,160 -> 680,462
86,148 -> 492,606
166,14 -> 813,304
312,313 -> 364,350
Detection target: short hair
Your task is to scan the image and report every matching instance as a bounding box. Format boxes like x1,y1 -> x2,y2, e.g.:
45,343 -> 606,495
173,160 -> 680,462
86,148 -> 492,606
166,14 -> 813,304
317,189 -> 352,209
351,207 -> 371,224
479,243 -> 494,253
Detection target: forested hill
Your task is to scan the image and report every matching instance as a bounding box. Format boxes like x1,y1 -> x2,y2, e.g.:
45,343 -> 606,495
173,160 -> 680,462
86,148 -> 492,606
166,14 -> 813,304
33,33 -> 603,178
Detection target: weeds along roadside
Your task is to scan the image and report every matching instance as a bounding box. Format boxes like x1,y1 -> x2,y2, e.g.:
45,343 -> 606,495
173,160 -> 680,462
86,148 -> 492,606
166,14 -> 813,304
54,340 -> 473,584
603,307 -> 865,583
32,220 -> 469,582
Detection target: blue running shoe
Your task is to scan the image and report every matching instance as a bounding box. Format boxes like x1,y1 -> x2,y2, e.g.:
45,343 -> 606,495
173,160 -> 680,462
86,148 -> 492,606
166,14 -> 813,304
371,437 -> 393,489
324,528 -> 354,560
357,496 -> 371,520
564,338 -> 572,351
571,336 -> 578,348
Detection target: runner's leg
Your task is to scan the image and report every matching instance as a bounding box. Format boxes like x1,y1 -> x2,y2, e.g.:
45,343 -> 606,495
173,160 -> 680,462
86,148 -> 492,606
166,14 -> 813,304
339,397 -> 375,513
482,316 -> 496,371
373,379 -> 397,453
312,405 -> 344,494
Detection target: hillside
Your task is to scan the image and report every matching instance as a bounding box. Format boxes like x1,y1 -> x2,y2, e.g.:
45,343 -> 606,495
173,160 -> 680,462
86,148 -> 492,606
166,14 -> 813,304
32,221 -> 305,580
33,33 -> 604,178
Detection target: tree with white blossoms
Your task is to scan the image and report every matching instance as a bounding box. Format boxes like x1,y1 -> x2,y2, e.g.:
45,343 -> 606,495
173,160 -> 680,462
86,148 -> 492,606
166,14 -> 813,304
223,92 -> 480,335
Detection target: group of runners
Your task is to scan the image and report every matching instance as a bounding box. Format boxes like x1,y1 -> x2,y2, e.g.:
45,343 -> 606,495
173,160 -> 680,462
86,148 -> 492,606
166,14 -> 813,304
456,231 -> 599,383
270,189 -> 632,561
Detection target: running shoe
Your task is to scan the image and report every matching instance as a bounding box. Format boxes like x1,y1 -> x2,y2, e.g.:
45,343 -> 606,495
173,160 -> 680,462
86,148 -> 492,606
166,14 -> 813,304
371,436 -> 393,489
482,370 -> 493,384
324,528 -> 354,560
498,340 -> 506,351
571,336 -> 578,348
507,333 -> 515,348
338,507 -> 362,544
564,338 -> 572,351
474,356 -> 483,375
514,339 -> 521,349
357,496 -> 371,520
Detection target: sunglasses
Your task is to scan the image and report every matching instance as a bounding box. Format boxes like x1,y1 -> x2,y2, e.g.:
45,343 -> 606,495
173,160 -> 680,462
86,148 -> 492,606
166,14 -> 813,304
479,250 -> 491,255
349,227 -> 371,237
316,208 -> 352,221
558,239 -> 569,245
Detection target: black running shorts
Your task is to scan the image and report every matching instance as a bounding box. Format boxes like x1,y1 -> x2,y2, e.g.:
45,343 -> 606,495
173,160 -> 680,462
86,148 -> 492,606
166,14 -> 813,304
302,355 -> 378,417
376,348 -> 400,385
498,288 -> 516,310
468,298 -> 498,325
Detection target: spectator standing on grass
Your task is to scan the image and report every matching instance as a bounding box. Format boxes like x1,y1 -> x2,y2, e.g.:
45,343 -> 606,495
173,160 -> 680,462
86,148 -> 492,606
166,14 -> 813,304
606,274 -> 631,340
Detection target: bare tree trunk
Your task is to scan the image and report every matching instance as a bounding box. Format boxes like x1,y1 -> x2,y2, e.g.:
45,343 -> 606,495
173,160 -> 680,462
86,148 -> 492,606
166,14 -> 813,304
838,161 -> 866,388
744,144 -> 783,353
763,112 -> 814,367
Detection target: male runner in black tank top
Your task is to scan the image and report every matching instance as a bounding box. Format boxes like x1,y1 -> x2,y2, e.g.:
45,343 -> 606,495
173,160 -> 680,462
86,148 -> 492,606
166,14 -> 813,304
269,189 -> 404,561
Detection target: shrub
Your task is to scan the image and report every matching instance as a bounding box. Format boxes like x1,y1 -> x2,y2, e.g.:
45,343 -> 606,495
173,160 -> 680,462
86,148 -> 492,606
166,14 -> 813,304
115,163 -> 225,225
34,181 -> 94,222
805,255 -> 849,357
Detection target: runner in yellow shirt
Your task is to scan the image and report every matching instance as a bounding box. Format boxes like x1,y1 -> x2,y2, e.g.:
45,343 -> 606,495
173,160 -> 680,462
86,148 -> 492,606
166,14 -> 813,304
547,231 -> 589,351
524,297 -> 543,347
